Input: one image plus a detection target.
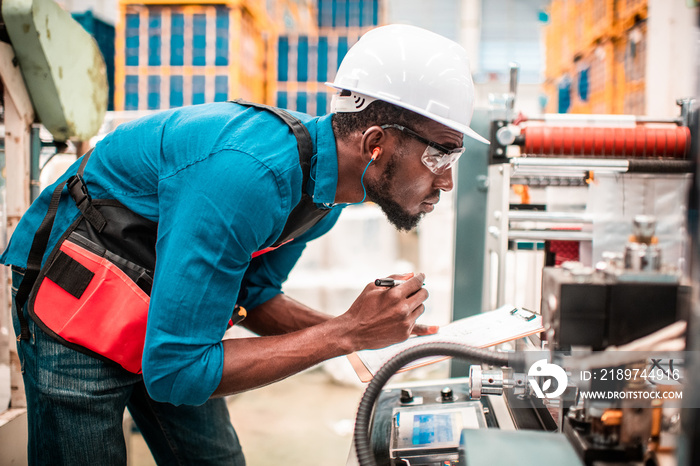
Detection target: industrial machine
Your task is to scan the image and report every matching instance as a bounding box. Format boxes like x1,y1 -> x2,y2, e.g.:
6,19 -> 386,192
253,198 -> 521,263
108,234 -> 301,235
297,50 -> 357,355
542,216 -> 690,352
484,77 -> 695,312
355,219 -> 689,465
352,63 -> 698,466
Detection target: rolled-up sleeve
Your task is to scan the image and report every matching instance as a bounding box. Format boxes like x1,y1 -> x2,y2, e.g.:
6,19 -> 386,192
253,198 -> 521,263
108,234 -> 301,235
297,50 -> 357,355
142,149 -> 289,406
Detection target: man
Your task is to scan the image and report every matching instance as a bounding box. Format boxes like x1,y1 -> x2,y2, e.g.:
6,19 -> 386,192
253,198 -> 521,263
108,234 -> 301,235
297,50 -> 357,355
2,24 -> 487,464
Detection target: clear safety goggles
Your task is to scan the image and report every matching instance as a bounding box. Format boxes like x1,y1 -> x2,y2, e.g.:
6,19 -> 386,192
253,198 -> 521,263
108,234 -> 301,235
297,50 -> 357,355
380,124 -> 465,175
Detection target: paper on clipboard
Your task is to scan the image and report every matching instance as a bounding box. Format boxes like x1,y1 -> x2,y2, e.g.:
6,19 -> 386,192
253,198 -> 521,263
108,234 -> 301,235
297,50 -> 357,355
347,305 -> 543,382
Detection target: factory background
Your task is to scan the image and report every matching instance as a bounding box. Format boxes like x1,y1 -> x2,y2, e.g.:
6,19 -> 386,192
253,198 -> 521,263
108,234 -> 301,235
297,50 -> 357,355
56,0 -> 696,123
1,0 -> 699,465
61,0 -> 550,116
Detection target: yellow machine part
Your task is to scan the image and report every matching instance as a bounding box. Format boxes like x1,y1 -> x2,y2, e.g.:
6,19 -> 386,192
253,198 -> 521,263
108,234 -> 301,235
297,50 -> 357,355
2,0 -> 108,141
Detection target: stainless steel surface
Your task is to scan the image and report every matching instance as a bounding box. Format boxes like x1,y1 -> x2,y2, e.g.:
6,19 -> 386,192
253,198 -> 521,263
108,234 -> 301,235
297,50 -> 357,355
508,229 -> 593,241
508,211 -> 593,223
529,113 -> 681,125
624,242 -> 663,272
511,157 -> 630,176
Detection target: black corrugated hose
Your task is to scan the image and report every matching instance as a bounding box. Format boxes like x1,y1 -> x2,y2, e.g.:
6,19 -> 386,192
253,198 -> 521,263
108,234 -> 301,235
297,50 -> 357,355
353,342 -> 526,466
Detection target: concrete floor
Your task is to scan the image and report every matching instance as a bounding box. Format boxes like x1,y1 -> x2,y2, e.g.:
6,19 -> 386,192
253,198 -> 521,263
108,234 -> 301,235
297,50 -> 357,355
128,366 -> 366,466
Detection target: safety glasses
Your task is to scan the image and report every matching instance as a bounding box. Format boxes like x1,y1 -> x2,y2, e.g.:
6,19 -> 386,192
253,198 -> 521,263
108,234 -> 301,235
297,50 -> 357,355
380,124 -> 465,175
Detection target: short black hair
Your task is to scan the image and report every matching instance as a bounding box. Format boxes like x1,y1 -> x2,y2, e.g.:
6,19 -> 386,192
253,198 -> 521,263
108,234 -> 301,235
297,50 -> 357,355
331,99 -> 432,140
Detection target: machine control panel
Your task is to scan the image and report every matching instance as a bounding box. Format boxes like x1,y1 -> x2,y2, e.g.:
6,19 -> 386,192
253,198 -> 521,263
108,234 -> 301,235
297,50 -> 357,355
369,380 -> 499,466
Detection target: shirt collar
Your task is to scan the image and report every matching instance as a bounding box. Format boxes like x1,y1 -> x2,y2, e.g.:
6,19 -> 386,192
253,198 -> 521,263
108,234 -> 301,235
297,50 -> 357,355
308,113 -> 338,206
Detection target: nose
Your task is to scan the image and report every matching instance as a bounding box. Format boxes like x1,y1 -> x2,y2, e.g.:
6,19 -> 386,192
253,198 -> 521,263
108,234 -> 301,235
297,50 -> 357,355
434,167 -> 454,192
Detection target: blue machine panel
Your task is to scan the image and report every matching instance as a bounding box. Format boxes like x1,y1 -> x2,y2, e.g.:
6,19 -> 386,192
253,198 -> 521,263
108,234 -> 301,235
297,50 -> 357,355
278,37 -> 289,81
296,92 -> 307,113
170,75 -> 183,107
125,75 -> 138,110
147,75 -> 160,110
125,13 -> 139,66
277,91 -> 288,108
215,7 -> 229,66
192,14 -> 206,66
215,75 -> 228,102
297,36 -> 308,82
192,75 -> 205,105
148,12 -> 161,66
170,13 -> 184,66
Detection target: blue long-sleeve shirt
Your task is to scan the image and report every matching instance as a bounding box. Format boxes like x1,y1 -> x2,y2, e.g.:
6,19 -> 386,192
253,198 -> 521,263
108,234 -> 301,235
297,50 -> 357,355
1,102 -> 344,405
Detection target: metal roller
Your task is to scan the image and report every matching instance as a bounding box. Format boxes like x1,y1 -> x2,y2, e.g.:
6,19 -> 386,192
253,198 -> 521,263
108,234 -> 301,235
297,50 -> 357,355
521,125 -> 691,158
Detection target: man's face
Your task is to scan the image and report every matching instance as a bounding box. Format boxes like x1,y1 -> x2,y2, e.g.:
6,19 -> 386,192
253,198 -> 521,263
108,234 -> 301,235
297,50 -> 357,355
365,121 -> 462,231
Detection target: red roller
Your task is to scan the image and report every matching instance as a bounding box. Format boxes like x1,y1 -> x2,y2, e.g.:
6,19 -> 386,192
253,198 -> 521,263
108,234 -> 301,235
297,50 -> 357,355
522,126 -> 690,158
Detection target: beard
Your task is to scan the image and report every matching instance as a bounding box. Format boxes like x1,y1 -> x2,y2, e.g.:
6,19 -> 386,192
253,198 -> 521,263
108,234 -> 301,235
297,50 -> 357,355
364,156 -> 425,232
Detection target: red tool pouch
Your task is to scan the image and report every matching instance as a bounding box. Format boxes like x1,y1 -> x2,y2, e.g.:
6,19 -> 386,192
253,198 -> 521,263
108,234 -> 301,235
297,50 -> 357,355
28,230 -> 152,373
14,148 -> 158,374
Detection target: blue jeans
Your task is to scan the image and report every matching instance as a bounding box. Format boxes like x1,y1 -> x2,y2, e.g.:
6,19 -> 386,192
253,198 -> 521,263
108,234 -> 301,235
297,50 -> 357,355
11,268 -> 246,465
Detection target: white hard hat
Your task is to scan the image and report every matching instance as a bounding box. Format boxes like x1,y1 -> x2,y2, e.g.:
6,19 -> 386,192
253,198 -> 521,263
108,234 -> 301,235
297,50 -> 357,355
327,24 -> 488,144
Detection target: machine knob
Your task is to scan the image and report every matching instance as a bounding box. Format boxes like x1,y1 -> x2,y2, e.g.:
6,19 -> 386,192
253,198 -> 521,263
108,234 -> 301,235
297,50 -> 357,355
495,124 -> 520,146
441,387 -> 454,402
469,365 -> 483,400
400,389 -> 414,404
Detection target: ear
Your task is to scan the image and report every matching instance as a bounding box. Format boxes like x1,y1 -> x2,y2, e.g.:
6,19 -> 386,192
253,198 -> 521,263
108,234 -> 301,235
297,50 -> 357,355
361,126 -> 387,163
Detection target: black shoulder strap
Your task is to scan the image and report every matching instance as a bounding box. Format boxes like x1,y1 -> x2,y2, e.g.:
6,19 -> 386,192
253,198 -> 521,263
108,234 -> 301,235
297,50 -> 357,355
231,99 -> 314,190
231,100 -> 331,249
66,153 -> 107,233
15,149 -> 101,340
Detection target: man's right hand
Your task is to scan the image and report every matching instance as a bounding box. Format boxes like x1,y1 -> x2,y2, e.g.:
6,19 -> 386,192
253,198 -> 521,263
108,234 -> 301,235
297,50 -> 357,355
333,272 -> 429,352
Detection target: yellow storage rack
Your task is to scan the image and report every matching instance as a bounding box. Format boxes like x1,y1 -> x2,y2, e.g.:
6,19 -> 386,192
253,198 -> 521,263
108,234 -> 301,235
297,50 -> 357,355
616,0 -> 648,30
589,0 -> 615,46
544,0 -> 564,77
115,0 -> 281,110
614,20 -> 647,115
543,0 -> 648,116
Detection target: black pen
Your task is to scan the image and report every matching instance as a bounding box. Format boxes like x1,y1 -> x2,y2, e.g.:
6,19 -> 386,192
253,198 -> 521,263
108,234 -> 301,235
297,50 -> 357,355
374,278 -> 408,287
374,278 -> 421,287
